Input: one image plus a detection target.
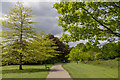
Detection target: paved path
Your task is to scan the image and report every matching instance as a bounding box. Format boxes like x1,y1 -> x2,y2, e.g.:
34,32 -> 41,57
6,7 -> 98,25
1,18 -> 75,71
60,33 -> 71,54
46,64 -> 72,80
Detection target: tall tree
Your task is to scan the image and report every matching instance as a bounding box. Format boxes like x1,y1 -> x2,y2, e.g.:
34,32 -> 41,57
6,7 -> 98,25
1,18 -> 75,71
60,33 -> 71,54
53,2 -> 120,43
2,2 -> 35,70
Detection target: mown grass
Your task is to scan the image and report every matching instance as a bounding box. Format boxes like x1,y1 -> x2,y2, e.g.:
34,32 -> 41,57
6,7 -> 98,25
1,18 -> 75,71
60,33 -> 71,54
62,60 -> 118,78
87,60 -> 118,68
2,64 -> 52,78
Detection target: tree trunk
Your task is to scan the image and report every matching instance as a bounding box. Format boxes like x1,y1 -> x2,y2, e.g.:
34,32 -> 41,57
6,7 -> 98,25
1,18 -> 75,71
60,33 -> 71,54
19,54 -> 23,70
19,9 -> 23,70
77,61 -> 78,64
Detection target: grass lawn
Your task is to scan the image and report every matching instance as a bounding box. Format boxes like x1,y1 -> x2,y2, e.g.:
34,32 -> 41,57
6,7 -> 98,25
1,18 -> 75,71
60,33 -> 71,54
87,60 -> 118,68
62,60 -> 118,78
2,64 -> 52,78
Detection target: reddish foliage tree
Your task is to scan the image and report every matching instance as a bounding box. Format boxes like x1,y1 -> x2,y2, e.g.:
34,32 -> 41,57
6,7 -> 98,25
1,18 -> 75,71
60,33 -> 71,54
47,35 -> 70,62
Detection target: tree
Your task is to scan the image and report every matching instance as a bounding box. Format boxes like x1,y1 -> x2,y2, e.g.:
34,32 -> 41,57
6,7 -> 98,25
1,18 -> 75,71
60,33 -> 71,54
47,35 -> 70,62
68,47 -> 80,64
29,31 -> 60,63
68,42 -> 100,63
53,2 -> 120,43
2,2 -> 35,70
2,40 -> 31,65
101,42 -> 120,59
2,31 -> 60,66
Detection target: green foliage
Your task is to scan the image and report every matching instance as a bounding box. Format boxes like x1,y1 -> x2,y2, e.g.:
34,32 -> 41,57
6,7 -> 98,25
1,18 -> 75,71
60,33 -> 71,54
68,47 -> 80,61
68,42 -> 100,62
2,40 -> 31,65
53,2 -> 120,61
115,57 -> 120,61
29,31 -> 60,62
46,35 -> 70,63
93,42 -> 120,60
1,2 -> 59,70
2,2 -> 35,41
101,42 -> 120,59
68,40 -> 119,62
2,31 -> 60,66
53,2 -> 120,43
1,2 -> 35,69
95,52 -> 103,60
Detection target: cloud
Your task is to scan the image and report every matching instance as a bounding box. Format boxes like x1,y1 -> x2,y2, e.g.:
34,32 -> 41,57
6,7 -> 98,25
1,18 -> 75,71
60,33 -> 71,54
54,32 -> 62,38
98,40 -> 109,45
2,2 -> 62,35
68,40 -> 88,47
68,40 -> 110,47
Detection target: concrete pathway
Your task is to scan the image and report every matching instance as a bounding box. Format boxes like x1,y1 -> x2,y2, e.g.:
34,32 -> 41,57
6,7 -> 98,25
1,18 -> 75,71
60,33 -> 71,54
46,64 -> 72,80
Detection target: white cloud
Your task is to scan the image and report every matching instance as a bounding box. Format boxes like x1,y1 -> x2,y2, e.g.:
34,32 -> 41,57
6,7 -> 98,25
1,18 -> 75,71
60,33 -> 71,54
68,40 -> 110,47
68,40 -> 88,47
23,2 -> 41,9
98,40 -> 109,45
54,33 -> 62,38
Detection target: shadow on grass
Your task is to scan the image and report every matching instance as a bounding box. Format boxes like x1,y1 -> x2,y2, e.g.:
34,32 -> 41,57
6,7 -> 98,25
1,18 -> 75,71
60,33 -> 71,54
50,69 -> 61,72
2,68 -> 49,74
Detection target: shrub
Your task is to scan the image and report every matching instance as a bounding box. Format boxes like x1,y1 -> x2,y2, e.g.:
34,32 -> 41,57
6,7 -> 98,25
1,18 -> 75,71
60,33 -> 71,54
95,52 -> 103,60
2,61 -> 8,66
115,57 -> 120,61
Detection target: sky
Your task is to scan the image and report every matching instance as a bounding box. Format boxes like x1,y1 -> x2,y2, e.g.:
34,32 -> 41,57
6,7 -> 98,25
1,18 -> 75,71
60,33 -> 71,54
1,1 -> 88,47
1,2 -> 62,35
0,0 -> 109,47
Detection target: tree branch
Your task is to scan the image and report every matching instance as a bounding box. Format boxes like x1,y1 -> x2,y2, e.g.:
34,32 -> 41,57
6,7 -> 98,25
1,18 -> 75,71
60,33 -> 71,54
103,3 -> 118,14
81,7 -> 120,37
113,2 -> 120,8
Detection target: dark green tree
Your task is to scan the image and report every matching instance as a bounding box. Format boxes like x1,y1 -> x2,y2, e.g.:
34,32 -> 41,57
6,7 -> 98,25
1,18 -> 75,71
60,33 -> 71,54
101,42 -> 120,59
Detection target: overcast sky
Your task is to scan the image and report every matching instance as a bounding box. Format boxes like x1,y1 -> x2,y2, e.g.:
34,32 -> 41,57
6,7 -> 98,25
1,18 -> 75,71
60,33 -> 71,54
1,1 -> 86,47
1,2 -> 62,34
1,1 -> 109,47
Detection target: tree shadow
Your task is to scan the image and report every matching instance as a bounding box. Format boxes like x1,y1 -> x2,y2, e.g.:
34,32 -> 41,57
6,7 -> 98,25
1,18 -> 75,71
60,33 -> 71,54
50,69 -> 61,72
2,68 -> 50,74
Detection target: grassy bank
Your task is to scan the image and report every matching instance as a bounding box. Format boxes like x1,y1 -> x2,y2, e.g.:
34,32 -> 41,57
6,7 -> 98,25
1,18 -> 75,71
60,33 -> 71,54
62,60 -> 118,78
2,64 -> 52,78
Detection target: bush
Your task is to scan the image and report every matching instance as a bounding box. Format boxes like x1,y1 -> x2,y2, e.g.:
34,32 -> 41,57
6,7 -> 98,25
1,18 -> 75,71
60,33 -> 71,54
115,57 -> 120,61
95,52 -> 103,60
2,61 -> 8,66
